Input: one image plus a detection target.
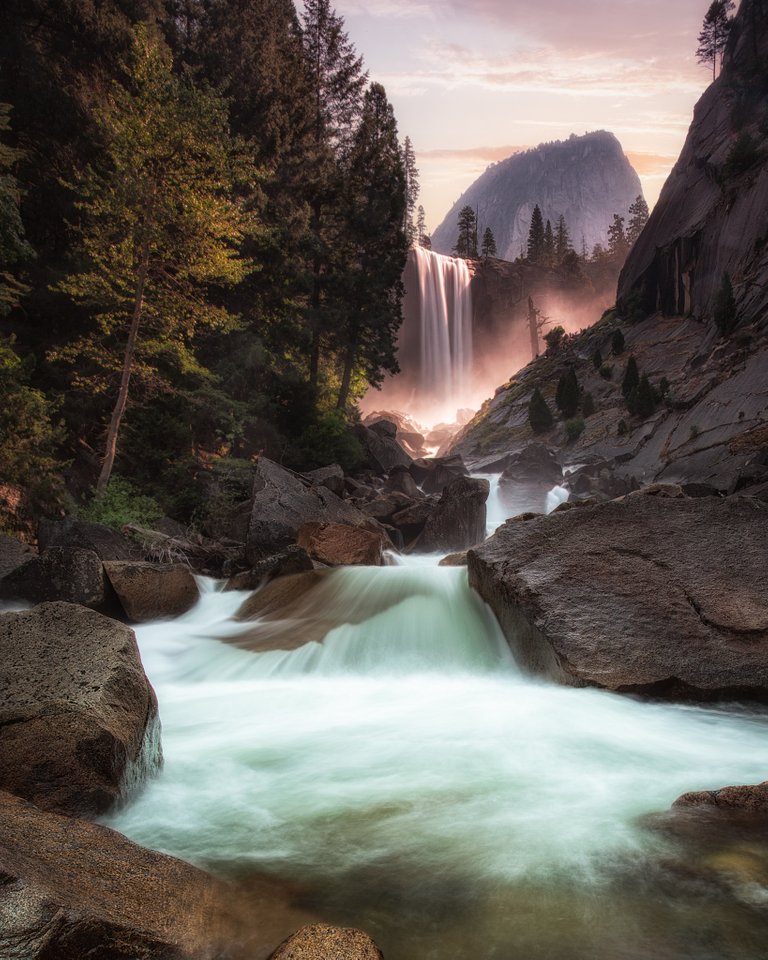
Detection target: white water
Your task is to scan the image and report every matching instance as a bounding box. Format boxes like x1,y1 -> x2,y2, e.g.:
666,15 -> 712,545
109,569 -> 768,959
478,473 -> 569,536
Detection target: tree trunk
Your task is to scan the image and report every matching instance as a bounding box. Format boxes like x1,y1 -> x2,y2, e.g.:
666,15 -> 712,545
336,332 -> 358,410
528,296 -> 539,361
309,199 -> 322,391
96,246 -> 150,494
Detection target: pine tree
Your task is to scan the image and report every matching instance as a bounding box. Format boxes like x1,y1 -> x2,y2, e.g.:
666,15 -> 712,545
402,135 -> 419,246
481,226 -> 497,260
455,205 -> 477,258
607,214 -> 629,264
0,103 -> 34,315
622,355 -> 640,400
527,204 -> 545,263
336,82 -> 408,409
626,195 -> 649,246
697,0 -> 736,81
611,328 -> 625,355
713,271 -> 738,335
635,374 -> 656,418
555,214 -> 571,264
528,387 -> 554,434
56,26 -> 249,492
556,367 -> 579,418
416,204 -> 428,246
544,218 -> 555,265
592,348 -> 603,369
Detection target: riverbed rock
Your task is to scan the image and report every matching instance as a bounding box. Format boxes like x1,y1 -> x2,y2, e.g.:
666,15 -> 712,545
468,495 -> 768,701
439,551 -> 468,566
297,522 -> 384,566
0,602 -> 160,817
0,534 -> 35,579
37,516 -> 142,560
247,458 -> 367,562
0,547 -> 112,612
360,492 -> 415,524
353,423 -> 412,475
103,560 -> 199,622
0,789 -> 246,960
304,464 -> 346,498
499,443 -> 562,486
224,545 -> 314,590
269,924 -> 383,960
383,464 -> 423,499
673,782 -> 768,815
412,476 -> 489,553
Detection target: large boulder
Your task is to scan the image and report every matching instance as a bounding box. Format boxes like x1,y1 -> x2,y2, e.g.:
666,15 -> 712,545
0,790 -> 248,960
353,423 -> 412,475
37,516 -> 142,560
303,464 -> 346,498
468,496 -> 768,701
0,534 -> 35,579
269,924 -> 383,960
499,443 -> 562,486
0,547 -> 112,612
103,561 -> 199,622
0,602 -> 160,817
297,522 -> 385,567
247,458 -> 368,563
224,545 -> 314,591
673,781 -> 768,815
411,476 -> 489,553
383,464 -> 423,499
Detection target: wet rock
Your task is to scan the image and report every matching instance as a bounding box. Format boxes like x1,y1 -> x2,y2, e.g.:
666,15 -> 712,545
297,522 -> 384,566
412,476 -> 489,553
410,454 -> 468,488
468,496 -> 768,701
0,602 -> 160,817
439,551 -> 468,567
361,492 -> 415,524
353,423 -> 412,475
673,782 -> 768,816
344,477 -> 377,500
0,789 -> 246,960
499,443 -> 562,486
625,482 -> 685,499
103,561 -> 199,622
224,545 -> 313,590
0,547 -> 112,612
37,516 -> 142,560
0,534 -> 35,579
247,458 -> 368,562
269,924 -> 383,960
304,464 -> 346,498
390,498 -> 438,545
383,464 -> 423,499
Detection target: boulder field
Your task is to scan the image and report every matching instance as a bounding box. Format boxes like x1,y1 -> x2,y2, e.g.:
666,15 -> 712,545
468,493 -> 768,701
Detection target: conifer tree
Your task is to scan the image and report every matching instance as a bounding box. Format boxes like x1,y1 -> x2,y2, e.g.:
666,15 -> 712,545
713,271 -> 738,335
527,204 -> 545,263
528,387 -> 554,434
416,204 -> 429,247
402,135 -> 419,246
455,205 -> 477,258
611,328 -> 625,355
607,214 -> 629,264
622,355 -> 640,401
544,219 -> 555,265
481,226 -> 497,260
626,195 -> 649,246
592,347 -> 603,369
635,374 -> 656,418
56,26 -> 249,492
555,214 -> 571,264
697,0 -> 736,81
0,103 -> 33,315
556,368 -> 579,418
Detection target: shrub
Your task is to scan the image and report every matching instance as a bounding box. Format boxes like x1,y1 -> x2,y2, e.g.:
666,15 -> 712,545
528,387 -> 554,434
592,348 -> 603,369
582,392 -> 596,417
555,368 -> 580,418
81,476 -> 163,530
617,419 -> 628,436
689,424 -> 701,440
599,363 -> 613,380
543,325 -> 566,355
565,417 -> 585,442
296,410 -> 364,471
713,272 -> 738,335
635,375 -> 657,419
724,132 -> 763,178
611,328 -> 625,355
622,356 -> 640,401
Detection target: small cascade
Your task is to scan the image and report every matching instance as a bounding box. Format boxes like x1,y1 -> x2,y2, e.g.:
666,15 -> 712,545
545,484 -> 570,513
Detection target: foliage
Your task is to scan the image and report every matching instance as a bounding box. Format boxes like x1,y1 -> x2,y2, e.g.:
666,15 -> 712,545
454,205 -> 478,258
481,226 -> 497,260
592,348 -> 603,369
528,387 -> 554,434
81,475 -> 163,529
713,271 -> 738,334
635,375 -> 657,419
611,328 -> 625,355
599,363 -> 613,380
723,132 -> 764,178
543,219 -> 555,264
543,325 -> 566,355
696,0 -> 736,81
527,205 -> 545,263
556,367 -> 580,418
617,418 -> 628,436
607,214 -> 629,264
622,355 -> 640,400
582,392 -> 595,418
555,215 -> 572,263
296,410 -> 364,470
0,103 -> 34,315
565,417 -> 585,442
402,136 -> 419,246
416,205 -> 430,247
626,195 -> 649,246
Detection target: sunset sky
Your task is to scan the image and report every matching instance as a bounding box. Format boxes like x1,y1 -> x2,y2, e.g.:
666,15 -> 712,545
335,0 -> 720,233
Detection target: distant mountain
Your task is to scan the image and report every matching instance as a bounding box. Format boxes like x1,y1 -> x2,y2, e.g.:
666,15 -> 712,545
431,131 -> 643,261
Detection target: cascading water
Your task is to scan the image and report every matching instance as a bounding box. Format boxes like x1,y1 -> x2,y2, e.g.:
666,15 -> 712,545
109,569 -> 768,960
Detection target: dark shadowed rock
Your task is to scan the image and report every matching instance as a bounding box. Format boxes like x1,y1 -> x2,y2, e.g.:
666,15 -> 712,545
269,924 -> 383,960
469,496 -> 768,701
353,424 -> 412,475
103,561 -> 199,622
409,455 -> 467,485
361,492 -> 415,524
224,546 -> 314,591
412,476 -> 489,553
673,782 -> 768,816
303,464 -> 346,498
37,516 -> 142,560
383,464 -> 423,499
0,547 -> 112,612
499,443 -> 562,486
0,534 -> 35,579
0,789 -> 251,960
247,458 -> 367,563
368,418 -> 397,439
390,498 -> 439,545
0,602 -> 159,817
439,551 -> 468,567
297,522 -> 384,567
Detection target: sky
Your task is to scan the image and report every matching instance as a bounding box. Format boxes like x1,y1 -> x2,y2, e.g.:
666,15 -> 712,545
334,0 -> 719,233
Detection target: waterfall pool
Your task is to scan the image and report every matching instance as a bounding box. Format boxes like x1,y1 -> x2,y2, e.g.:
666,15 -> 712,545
107,567 -> 768,960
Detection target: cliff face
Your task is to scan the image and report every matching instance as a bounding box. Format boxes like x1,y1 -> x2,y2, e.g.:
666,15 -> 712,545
432,131 -> 642,261
618,0 -> 768,328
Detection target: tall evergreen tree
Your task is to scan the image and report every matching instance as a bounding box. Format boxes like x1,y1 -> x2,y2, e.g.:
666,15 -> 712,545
0,103 -> 34,315
402,135 -> 419,246
607,214 -> 629,264
622,355 -> 640,400
626,195 -> 649,246
336,82 -> 407,409
527,204 -> 545,263
528,387 -> 554,434
56,26 -> 249,492
544,218 -> 555,265
555,214 -> 571,264
481,226 -> 497,260
416,204 -> 430,247
454,205 -> 477,258
697,0 -> 736,80
556,368 -> 579,418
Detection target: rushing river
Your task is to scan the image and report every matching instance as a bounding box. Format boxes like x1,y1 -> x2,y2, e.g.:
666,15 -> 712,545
108,559 -> 768,960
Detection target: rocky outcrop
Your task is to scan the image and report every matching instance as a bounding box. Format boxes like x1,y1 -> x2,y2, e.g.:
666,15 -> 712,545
103,561 -> 199,622
0,547 -> 113,612
303,464 -> 346,498
0,789 -> 246,960
412,476 -> 489,553
37,516 -> 142,560
432,131 -> 642,261
247,458 -> 368,562
468,495 -> 768,701
673,781 -> 768,815
297,522 -> 385,566
0,602 -> 159,816
269,924 -> 383,960
0,534 -> 35,578
353,422 -> 412,474
618,0 -> 768,330
499,443 -> 562,486
224,545 -> 313,590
